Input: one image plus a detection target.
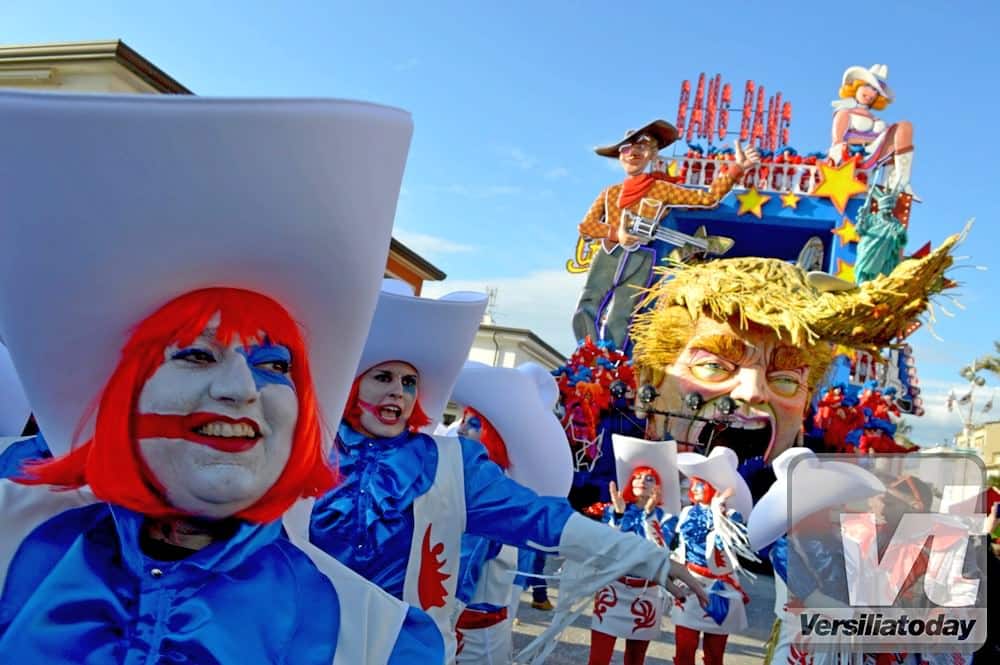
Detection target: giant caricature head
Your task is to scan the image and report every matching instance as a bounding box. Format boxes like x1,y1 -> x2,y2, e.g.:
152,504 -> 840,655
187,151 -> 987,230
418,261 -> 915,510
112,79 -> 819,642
0,91 -> 413,523
631,239 -> 960,466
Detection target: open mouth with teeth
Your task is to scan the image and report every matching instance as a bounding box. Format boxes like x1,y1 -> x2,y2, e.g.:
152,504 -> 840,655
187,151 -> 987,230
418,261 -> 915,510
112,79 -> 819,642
134,412 -> 263,453
690,415 -> 774,466
373,404 -> 403,426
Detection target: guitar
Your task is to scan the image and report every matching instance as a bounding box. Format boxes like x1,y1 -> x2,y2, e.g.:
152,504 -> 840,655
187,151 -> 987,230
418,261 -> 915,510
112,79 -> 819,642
578,205 -> 733,258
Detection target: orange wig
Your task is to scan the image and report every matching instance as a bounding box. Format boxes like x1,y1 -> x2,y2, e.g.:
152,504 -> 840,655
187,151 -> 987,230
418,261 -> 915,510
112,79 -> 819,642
18,287 -> 336,523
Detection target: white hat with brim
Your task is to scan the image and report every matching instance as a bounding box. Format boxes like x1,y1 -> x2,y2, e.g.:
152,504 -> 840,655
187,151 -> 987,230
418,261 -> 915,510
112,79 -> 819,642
452,361 -> 573,497
356,285 -> 487,426
841,64 -> 895,102
0,344 -> 30,437
747,448 -> 885,551
677,446 -> 753,519
612,435 -> 681,515
0,91 -> 412,456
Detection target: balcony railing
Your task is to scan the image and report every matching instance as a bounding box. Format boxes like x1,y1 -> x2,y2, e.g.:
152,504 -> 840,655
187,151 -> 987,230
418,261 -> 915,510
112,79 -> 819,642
673,156 -> 875,196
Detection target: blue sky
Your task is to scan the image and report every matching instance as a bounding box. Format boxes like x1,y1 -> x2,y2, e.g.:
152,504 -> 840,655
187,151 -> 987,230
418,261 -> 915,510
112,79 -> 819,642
6,1 -> 999,445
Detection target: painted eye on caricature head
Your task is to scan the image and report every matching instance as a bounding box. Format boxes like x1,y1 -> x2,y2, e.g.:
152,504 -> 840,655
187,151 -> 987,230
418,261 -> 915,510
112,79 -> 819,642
767,372 -> 803,397
689,358 -> 736,382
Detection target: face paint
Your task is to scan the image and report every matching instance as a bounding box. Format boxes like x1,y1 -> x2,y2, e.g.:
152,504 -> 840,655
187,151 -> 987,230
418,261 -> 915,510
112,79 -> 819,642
458,415 -> 482,442
135,313 -> 298,519
356,361 -> 419,438
630,472 -> 658,501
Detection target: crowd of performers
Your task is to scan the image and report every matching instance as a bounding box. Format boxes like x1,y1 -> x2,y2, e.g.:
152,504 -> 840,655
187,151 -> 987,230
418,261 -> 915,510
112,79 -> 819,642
0,65 -> 988,665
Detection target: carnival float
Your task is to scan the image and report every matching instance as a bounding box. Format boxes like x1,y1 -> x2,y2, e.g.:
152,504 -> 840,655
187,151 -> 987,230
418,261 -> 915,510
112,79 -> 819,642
558,65 -> 937,508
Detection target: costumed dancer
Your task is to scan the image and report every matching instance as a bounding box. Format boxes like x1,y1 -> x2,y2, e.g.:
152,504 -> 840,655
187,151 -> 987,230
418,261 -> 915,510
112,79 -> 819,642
588,434 -> 681,665
747,448 -> 885,665
829,64 -> 914,192
628,235 -> 962,499
671,447 -> 758,665
451,361 -> 573,664
572,119 -> 756,350
0,90 -> 441,664
308,282 -> 711,663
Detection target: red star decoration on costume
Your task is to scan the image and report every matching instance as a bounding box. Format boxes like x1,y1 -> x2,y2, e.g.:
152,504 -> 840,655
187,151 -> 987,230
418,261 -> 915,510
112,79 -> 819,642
814,161 -> 867,213
780,192 -> 800,209
835,258 -> 856,283
832,218 -> 860,246
736,187 -> 771,218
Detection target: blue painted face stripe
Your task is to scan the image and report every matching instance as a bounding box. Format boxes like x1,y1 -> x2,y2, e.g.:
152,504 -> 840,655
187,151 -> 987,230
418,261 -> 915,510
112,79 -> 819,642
237,344 -> 294,391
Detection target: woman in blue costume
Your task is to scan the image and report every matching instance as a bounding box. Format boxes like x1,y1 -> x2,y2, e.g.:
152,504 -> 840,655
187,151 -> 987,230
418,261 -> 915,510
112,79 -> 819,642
672,447 -> 759,665
587,435 -> 681,665
308,281 -> 710,661
449,361 -> 574,664
0,90 -> 440,665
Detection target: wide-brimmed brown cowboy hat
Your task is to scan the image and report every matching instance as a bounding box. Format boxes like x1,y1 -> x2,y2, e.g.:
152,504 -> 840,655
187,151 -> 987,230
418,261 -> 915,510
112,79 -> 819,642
594,119 -> 678,158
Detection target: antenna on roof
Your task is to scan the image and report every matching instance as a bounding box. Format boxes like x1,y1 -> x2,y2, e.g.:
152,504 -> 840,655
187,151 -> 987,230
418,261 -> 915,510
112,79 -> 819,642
484,286 -> 498,324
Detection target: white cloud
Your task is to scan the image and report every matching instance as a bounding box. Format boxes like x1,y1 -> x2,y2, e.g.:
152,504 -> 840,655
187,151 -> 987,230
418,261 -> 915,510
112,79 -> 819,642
393,229 -> 477,258
422,269 -> 583,356
905,377 -> 999,447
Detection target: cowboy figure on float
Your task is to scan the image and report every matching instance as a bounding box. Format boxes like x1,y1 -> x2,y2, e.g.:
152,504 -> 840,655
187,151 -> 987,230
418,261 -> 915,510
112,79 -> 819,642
572,120 -> 759,351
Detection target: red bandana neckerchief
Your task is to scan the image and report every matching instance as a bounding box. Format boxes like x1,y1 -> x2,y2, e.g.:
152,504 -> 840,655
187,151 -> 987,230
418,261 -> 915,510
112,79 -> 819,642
618,172 -> 675,209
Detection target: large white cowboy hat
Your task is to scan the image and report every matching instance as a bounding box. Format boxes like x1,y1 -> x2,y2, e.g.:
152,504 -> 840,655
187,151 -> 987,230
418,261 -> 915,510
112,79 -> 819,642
0,344 -> 30,437
356,281 -> 487,426
612,434 -> 681,515
451,361 -> 573,497
841,64 -> 895,102
677,446 -> 753,518
747,448 -> 885,551
0,90 -> 411,456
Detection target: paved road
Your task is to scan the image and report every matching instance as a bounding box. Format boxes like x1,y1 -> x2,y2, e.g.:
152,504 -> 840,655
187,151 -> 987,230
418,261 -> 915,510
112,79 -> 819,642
511,559 -> 775,664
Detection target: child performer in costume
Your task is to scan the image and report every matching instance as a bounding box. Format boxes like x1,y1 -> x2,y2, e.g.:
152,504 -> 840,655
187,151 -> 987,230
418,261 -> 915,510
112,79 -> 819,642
308,282 -> 711,662
629,234 -> 962,499
588,434 -> 681,665
748,448 -> 884,665
671,447 -> 758,665
829,64 -> 914,192
0,91 -> 441,665
451,361 -> 573,665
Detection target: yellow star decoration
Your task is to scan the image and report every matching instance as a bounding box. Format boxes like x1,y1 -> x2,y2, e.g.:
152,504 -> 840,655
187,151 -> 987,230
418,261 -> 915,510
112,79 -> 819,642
814,161 -> 867,213
780,192 -> 800,209
832,217 -> 860,246
835,258 -> 856,283
736,187 -> 771,218
667,160 -> 680,177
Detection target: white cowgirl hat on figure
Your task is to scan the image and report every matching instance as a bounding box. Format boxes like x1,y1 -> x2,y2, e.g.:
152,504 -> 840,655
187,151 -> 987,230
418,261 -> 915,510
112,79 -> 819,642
0,90 -> 412,456
841,64 -> 894,101
0,344 -> 31,437
451,361 -> 573,497
747,448 -> 885,551
677,447 -> 753,519
612,434 -> 681,515
356,280 -> 487,425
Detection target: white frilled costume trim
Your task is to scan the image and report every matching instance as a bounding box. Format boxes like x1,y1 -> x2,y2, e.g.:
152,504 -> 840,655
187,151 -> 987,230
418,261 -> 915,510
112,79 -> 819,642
0,345 -> 29,437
